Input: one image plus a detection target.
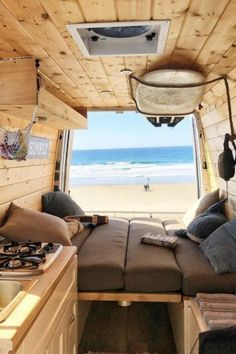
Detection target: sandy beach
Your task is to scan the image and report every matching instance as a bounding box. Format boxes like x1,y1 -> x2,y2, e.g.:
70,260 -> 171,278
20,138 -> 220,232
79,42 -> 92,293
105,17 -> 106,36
69,182 -> 197,220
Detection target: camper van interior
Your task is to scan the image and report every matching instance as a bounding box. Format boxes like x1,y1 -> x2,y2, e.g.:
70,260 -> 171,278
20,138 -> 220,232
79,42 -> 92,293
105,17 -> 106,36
1,0 -> 236,353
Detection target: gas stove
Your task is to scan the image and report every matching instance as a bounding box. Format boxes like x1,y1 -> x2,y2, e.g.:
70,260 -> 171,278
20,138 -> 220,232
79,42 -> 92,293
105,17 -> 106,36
0,241 -> 63,276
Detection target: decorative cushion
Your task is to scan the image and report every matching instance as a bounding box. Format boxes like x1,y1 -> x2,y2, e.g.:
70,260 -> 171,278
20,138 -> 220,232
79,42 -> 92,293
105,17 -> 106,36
186,199 -> 227,243
42,191 -> 85,218
64,218 -> 84,239
0,203 -> 72,245
183,189 -> 219,227
200,219 -> 236,274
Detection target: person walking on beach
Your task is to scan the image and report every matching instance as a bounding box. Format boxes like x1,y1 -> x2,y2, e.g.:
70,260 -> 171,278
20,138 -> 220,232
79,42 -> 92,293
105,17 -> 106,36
144,178 -> 150,191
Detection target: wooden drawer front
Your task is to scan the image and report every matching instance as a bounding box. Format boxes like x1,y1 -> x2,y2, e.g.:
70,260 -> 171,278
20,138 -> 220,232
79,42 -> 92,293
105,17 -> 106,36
24,258 -> 76,354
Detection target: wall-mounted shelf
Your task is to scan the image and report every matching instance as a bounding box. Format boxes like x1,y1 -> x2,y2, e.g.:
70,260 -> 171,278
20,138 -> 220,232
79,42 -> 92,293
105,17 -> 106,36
0,88 -> 87,130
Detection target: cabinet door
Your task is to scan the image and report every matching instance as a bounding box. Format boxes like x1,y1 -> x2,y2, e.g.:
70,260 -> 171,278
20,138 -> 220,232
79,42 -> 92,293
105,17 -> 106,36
48,321 -> 65,354
65,299 -> 77,354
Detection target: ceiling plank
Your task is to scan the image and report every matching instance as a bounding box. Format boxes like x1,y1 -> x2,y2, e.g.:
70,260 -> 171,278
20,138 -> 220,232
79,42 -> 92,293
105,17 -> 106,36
39,0 -> 120,107
171,0 -> 231,68
0,0 -> 47,58
0,0 -> 93,107
1,0 -> 104,107
147,0 -> 190,71
116,0 -> 152,21
194,0 -> 236,74
79,0 -> 117,22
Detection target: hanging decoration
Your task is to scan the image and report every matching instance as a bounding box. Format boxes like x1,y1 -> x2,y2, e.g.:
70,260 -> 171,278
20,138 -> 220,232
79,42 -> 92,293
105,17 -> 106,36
0,122 -> 34,161
0,58 -> 41,161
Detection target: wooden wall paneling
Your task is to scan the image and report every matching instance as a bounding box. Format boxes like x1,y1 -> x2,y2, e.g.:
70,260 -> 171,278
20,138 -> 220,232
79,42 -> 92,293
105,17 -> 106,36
195,0 -> 236,75
1,0 -> 104,107
147,0 -> 190,71
116,0 -> 152,21
0,114 -> 58,140
0,187 -> 51,226
204,117 -> 236,141
201,107 -> 228,130
0,173 -> 54,205
0,163 -> 55,187
171,0 -> 230,68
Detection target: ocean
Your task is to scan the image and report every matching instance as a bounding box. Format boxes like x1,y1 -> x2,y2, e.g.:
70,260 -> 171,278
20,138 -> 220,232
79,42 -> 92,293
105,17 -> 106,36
69,146 -> 196,186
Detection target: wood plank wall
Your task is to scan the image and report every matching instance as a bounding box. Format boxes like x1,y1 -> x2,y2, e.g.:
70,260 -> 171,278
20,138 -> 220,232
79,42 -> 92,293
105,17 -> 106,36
0,115 -> 58,226
200,81 -> 236,213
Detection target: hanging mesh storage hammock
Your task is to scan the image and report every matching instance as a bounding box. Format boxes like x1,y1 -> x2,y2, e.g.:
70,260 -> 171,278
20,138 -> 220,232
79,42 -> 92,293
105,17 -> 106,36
0,122 -> 34,161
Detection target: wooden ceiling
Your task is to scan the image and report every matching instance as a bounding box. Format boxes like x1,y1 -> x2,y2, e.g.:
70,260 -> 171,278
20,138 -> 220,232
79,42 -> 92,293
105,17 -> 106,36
0,0 -> 236,112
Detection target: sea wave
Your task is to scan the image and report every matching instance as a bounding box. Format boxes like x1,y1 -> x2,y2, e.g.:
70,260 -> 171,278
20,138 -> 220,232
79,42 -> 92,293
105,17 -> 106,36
70,162 -> 195,181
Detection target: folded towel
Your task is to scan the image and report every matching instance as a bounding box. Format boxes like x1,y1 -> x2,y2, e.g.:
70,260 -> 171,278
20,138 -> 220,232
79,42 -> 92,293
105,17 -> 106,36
196,293 -> 236,303
203,311 -> 236,320
140,233 -> 178,248
206,318 -> 236,330
199,301 -> 236,312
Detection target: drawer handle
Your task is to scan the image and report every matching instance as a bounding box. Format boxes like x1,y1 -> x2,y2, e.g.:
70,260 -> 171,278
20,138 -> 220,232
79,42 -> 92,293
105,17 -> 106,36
69,314 -> 75,325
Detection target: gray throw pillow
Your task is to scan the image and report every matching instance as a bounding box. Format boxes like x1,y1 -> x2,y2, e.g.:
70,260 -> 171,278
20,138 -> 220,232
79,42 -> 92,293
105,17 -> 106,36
42,191 -> 85,218
200,219 -> 236,274
187,199 -> 227,243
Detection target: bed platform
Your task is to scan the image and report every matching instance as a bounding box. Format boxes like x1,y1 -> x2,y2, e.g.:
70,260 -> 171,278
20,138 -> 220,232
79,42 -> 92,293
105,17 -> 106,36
72,217 -> 236,301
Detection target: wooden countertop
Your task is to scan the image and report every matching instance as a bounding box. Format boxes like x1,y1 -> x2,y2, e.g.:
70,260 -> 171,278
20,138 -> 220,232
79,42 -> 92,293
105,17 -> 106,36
0,246 -> 77,352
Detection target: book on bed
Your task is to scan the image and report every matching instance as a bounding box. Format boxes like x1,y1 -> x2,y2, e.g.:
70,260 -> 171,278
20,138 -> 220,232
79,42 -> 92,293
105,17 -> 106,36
140,233 -> 178,248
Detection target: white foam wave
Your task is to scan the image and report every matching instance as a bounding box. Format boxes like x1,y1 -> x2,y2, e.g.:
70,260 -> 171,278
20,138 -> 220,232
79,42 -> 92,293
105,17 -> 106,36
70,162 -> 195,179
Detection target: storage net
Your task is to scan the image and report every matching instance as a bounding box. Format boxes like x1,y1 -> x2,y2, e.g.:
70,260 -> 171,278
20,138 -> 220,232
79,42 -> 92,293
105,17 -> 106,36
0,122 -> 33,161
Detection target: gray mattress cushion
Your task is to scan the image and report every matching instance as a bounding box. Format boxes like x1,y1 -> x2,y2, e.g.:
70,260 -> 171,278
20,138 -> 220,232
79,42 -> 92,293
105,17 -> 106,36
71,226 -> 93,251
124,218 -> 182,292
162,219 -> 184,236
175,237 -> 236,296
77,218 -> 129,291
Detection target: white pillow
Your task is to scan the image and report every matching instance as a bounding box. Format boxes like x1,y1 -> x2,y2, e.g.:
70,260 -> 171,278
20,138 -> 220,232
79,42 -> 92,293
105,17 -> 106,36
183,189 -> 219,227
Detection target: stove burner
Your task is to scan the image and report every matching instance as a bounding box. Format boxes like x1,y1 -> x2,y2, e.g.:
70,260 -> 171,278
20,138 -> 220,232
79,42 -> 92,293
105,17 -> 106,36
0,242 -> 49,271
3,241 -> 42,255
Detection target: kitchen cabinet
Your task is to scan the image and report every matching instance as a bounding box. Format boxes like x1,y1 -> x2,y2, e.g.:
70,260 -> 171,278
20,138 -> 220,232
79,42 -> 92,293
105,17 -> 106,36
0,248 -> 77,354
14,255 -> 77,354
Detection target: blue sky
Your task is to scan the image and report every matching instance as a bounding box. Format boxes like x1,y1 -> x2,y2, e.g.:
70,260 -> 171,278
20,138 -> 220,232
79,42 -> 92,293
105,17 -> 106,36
73,111 -> 194,150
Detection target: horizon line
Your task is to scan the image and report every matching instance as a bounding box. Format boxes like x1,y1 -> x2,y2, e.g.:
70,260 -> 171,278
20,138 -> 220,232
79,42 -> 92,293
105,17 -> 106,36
72,144 -> 193,151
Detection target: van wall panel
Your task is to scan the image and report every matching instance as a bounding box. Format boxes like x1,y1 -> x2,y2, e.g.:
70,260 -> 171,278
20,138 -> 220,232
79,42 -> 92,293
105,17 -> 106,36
200,80 -> 236,211
0,115 -> 58,226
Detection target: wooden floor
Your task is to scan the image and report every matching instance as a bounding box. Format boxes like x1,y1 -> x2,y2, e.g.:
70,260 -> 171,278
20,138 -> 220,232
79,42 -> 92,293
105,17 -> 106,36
79,302 -> 177,354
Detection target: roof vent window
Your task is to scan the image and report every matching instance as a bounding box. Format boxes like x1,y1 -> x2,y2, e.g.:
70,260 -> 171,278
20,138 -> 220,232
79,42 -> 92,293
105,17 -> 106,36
67,21 -> 170,57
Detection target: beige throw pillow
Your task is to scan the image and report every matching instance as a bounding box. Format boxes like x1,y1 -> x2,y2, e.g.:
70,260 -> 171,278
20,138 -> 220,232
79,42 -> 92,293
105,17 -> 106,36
183,189 -> 220,227
66,219 -> 84,239
0,203 -> 72,246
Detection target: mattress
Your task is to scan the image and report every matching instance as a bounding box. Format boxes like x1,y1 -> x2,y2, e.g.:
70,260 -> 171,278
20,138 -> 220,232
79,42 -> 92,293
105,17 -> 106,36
124,218 -> 182,292
76,218 -> 129,291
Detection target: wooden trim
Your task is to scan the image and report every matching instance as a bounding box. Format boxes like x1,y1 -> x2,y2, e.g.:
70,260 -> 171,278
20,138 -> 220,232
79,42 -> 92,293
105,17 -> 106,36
78,291 -> 182,303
